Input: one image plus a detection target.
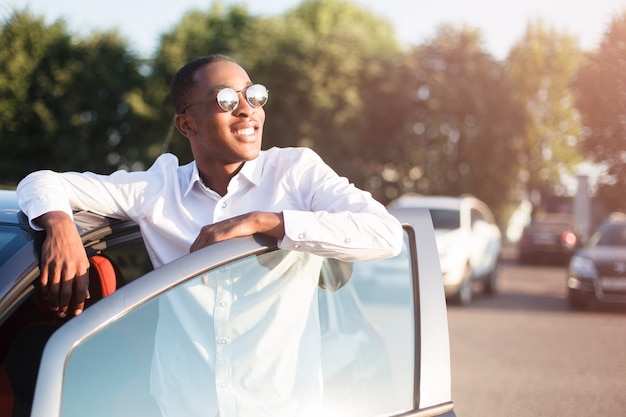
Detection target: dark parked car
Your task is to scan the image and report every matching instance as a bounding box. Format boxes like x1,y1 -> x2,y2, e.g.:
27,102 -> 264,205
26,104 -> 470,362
518,212 -> 584,264
567,212 -> 626,310
0,189 -> 457,417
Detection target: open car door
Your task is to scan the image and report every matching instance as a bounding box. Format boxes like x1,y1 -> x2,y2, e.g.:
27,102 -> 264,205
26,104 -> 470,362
29,208 -> 456,417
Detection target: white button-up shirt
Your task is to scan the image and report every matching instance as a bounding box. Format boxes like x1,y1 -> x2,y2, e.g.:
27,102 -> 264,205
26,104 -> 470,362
17,146 -> 403,416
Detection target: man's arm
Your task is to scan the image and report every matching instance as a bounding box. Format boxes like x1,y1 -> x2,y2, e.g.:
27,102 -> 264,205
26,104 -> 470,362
189,212 -> 284,252
272,147 -> 403,262
35,211 -> 90,317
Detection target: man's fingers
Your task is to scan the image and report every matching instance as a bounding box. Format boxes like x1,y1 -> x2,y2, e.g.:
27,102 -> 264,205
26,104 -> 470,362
58,273 -> 75,317
189,237 -> 205,253
60,262 -> 89,317
46,267 -> 90,318
40,259 -> 59,302
47,280 -> 60,312
36,215 -> 90,317
191,220 -> 246,252
72,271 -> 90,316
39,261 -> 50,287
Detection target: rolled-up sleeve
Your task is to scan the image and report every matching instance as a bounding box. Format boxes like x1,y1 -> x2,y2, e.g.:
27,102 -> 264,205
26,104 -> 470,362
276,148 -> 403,262
17,171 -> 75,230
16,165 -> 156,230
280,209 -> 403,262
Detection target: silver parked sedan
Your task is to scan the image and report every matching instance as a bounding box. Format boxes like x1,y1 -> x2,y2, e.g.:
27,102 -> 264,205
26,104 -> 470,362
0,189 -> 457,417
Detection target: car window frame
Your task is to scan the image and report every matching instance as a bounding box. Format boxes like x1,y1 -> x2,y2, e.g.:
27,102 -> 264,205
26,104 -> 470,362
26,208 -> 454,417
31,234 -> 279,416
389,207 -> 454,413
0,217 -> 146,328
30,228 -> 428,417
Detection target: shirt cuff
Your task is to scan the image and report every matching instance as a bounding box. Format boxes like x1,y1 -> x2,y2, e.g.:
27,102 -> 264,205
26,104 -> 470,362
279,210 -> 319,250
19,194 -> 74,231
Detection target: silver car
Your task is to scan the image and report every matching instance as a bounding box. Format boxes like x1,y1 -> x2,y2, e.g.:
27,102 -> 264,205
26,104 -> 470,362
0,189 -> 457,417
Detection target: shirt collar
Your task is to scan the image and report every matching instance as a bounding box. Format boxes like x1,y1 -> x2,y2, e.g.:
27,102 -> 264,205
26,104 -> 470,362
239,153 -> 263,187
185,152 -> 264,196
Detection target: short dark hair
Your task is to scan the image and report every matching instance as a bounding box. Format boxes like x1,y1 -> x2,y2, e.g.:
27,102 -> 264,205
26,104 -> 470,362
170,54 -> 236,114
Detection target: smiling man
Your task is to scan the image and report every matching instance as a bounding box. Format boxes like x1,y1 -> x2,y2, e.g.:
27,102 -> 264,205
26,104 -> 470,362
17,54 -> 403,416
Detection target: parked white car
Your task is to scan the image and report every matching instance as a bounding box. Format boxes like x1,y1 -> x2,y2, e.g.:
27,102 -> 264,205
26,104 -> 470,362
388,194 -> 502,305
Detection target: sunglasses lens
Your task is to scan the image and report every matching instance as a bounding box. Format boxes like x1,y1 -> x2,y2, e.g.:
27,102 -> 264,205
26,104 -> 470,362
246,84 -> 269,108
216,88 -> 239,111
215,85 -> 268,112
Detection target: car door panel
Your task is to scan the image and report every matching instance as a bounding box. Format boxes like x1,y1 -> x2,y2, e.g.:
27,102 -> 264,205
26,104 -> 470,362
30,210 -> 456,417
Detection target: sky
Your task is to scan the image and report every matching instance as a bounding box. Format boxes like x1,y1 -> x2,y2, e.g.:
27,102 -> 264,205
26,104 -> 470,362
3,0 -> 626,59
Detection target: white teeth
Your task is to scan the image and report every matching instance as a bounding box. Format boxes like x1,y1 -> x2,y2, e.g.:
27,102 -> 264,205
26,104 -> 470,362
235,127 -> 254,136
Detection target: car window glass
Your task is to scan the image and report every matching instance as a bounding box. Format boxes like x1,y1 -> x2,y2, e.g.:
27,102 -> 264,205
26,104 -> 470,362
59,232 -> 416,417
349,232 -> 416,415
99,237 -> 154,284
429,209 -> 460,229
0,225 -> 30,265
596,223 -> 626,246
471,208 -> 486,226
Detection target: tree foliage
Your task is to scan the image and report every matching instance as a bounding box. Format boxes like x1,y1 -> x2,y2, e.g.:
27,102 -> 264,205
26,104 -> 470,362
245,0 -> 403,187
2,2 -> 625,224
144,3 -> 261,161
376,24 -> 526,219
507,18 -> 585,200
0,10 -> 153,183
147,0 -> 403,183
574,10 -> 626,212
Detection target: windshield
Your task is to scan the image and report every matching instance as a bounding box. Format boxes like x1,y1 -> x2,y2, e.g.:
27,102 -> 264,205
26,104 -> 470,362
0,225 -> 31,265
428,209 -> 460,230
592,223 -> 626,247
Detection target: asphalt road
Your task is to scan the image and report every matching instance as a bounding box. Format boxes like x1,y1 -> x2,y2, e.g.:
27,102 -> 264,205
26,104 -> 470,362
447,247 -> 626,417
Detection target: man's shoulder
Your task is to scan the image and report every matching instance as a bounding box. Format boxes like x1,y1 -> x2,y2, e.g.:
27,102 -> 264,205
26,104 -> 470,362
262,147 -> 322,164
147,153 -> 194,175
149,153 -> 182,169
143,153 -> 196,190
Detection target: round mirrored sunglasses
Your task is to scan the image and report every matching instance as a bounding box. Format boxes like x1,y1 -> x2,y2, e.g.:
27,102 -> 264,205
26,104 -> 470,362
182,84 -> 269,113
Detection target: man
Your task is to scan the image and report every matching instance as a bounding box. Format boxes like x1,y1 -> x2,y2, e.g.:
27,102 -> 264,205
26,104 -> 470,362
17,54 -> 403,416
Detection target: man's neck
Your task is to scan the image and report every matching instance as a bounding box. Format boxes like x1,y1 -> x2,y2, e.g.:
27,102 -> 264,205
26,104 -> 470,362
200,161 -> 245,196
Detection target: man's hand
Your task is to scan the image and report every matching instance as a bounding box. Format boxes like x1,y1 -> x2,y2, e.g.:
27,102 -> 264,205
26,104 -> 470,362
36,211 -> 90,318
190,211 -> 284,252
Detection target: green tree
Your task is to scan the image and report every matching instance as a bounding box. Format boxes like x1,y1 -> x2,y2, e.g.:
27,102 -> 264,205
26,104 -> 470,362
574,10 -> 626,212
0,10 -> 152,184
149,0 -> 403,195
247,0 -> 402,191
376,24 -> 525,221
147,3 -> 259,161
0,10 -> 64,183
507,18 -> 585,203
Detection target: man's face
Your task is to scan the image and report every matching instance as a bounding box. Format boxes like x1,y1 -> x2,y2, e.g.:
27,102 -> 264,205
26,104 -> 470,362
180,61 -> 265,167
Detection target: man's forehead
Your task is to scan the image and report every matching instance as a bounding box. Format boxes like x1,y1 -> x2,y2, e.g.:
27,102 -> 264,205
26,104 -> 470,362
194,61 -> 251,88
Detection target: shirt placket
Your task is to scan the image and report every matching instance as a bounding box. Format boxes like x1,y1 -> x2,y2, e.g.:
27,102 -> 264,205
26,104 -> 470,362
214,265 -> 237,417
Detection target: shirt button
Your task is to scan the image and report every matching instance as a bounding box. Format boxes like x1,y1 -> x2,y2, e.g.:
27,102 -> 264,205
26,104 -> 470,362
218,338 -> 228,344
221,202 -> 227,208
298,233 -> 305,239
294,244 -> 301,249
344,237 -> 351,244
220,381 -> 227,388
219,301 -> 227,307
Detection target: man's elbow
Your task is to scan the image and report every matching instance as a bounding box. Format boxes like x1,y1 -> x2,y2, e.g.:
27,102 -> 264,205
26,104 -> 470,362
387,220 -> 404,257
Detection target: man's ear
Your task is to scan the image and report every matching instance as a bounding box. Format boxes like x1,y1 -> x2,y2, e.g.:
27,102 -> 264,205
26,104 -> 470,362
174,113 -> 196,138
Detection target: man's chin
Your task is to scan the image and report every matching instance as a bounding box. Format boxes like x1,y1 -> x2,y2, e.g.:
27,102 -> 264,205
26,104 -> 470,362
244,149 -> 261,161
